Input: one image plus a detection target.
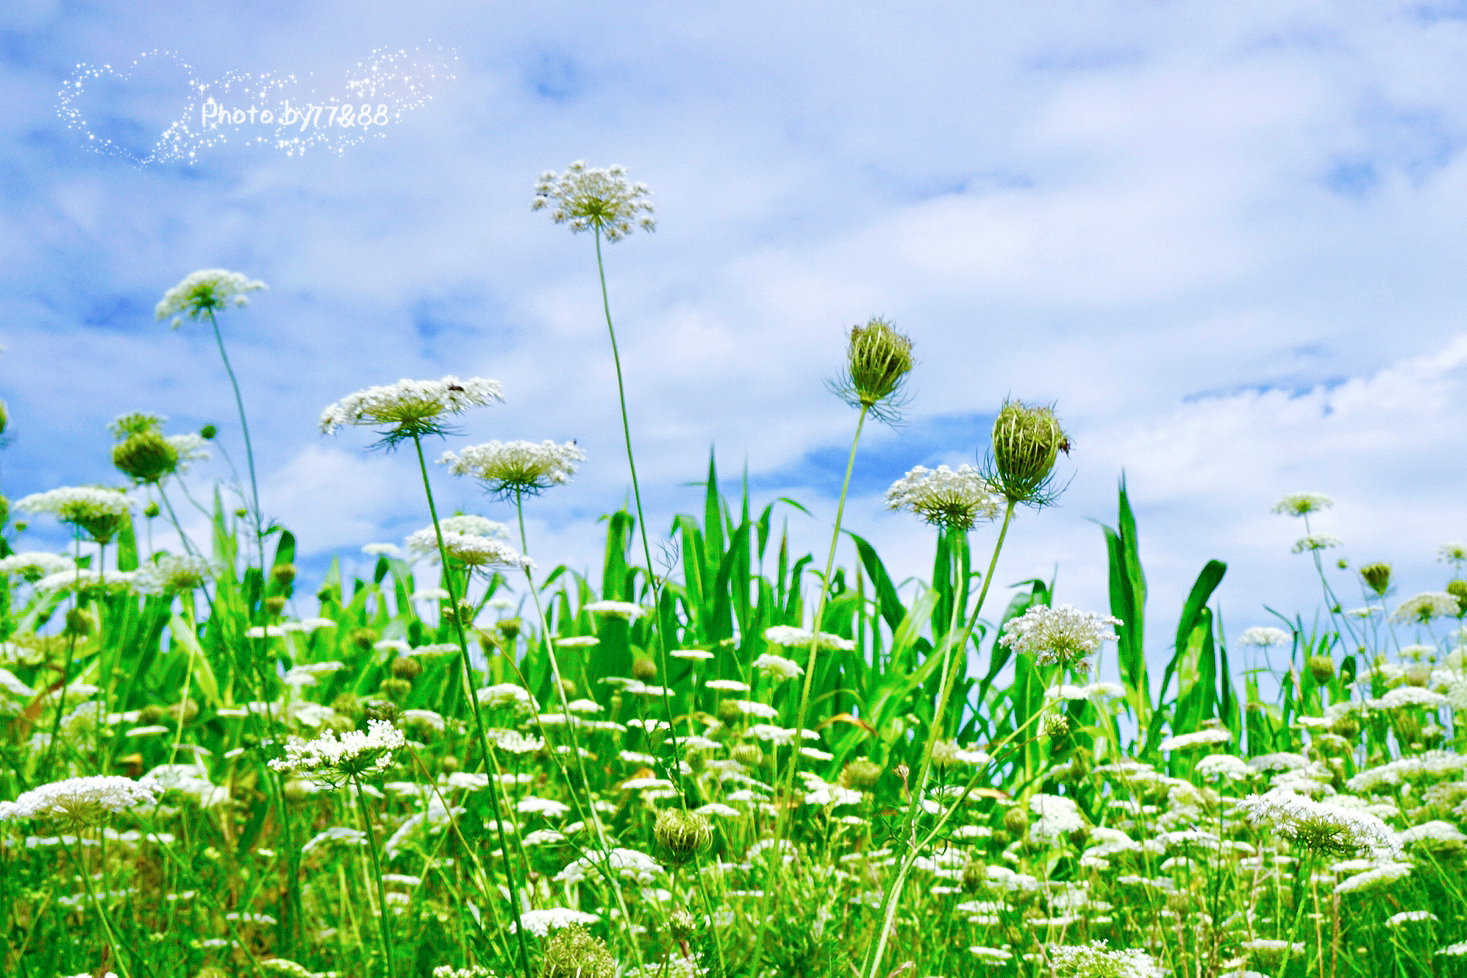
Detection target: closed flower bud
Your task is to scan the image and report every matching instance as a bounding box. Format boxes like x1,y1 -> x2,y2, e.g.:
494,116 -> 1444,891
731,743 -> 764,768
842,758 -> 883,791
380,678 -> 412,703
1307,655 -> 1335,684
138,704 -> 167,726
1447,579 -> 1467,616
200,424 -> 218,440
364,700 -> 400,723
112,432 -> 180,484
64,607 -> 96,637
498,617 -> 522,641
172,698 -> 198,724
439,754 -> 459,774
352,627 -> 380,651
717,699 -> 743,726
271,563 -> 297,586
654,808 -> 713,865
1331,714 -> 1361,741
558,678 -> 577,698
989,399 -> 1070,506
844,317 -> 913,408
234,507 -> 248,519
325,714 -> 356,734
632,657 -> 658,681
144,501 -> 161,519
1003,807 -> 1030,836
282,779 -> 311,803
541,925 -> 616,978
1360,562 -> 1393,597
331,692 -> 363,721
442,599 -> 476,627
961,858 -> 988,892
391,656 -> 423,681
264,595 -> 287,615
668,906 -> 697,943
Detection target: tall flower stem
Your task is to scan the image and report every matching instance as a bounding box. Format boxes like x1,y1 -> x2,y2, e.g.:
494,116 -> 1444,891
204,308 -> 264,557
354,777 -> 397,978
65,832 -> 133,978
592,229 -> 685,769
511,489 -> 644,967
411,435 -> 533,978
862,498 -> 1016,978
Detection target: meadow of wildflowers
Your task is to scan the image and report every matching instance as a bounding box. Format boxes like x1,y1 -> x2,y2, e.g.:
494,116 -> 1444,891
1,162 -> 1466,978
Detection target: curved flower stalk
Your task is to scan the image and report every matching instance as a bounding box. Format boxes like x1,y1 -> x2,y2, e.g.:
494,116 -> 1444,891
1274,492 -> 1359,652
320,377 -> 533,977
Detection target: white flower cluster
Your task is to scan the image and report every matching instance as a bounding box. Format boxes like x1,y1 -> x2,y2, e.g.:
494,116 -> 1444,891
1273,493 -> 1333,517
763,625 -> 856,652
132,554 -> 216,595
1292,534 -> 1342,554
319,377 -> 504,435
752,653 -> 803,680
884,463 -> 1001,530
1049,940 -> 1163,978
1029,794 -> 1086,842
405,528 -> 530,570
268,719 -> 405,787
584,600 -> 647,619
554,846 -> 663,884
1237,626 -> 1292,647
167,433 -> 212,472
1158,728 -> 1231,752
533,161 -> 656,241
0,552 -> 75,579
440,440 -> 586,495
1002,605 -> 1121,672
34,567 -> 137,593
0,775 -> 160,826
510,906 -> 600,936
16,486 -> 134,520
155,269 -> 267,327
1391,592 -> 1460,625
1240,788 -> 1400,857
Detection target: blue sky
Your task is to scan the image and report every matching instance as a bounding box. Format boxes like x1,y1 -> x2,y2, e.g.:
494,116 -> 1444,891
3,0 -> 1466,681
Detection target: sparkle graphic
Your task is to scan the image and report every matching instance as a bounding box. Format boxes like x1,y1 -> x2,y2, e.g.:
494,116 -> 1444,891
57,46 -> 458,165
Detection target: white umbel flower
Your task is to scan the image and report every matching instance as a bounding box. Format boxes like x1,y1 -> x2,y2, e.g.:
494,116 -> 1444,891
0,552 -> 76,580
156,269 -> 266,328
405,528 -> 530,570
1158,728 -> 1231,752
268,719 -> 405,787
1238,626 -> 1292,647
1240,787 -> 1400,857
753,653 -> 804,680
763,625 -> 855,651
319,377 -> 504,440
1293,534 -> 1342,554
884,463 -> 1001,530
2,775 -> 160,826
441,440 -> 586,497
132,554 -> 216,595
1029,794 -> 1086,842
16,486 -> 134,521
1049,939 -> 1163,977
533,161 -> 655,241
511,907 -> 600,936
1273,493 -> 1333,517
1391,592 -> 1461,625
1002,604 -> 1121,673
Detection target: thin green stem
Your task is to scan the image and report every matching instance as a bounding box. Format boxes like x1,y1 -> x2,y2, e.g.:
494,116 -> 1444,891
65,831 -> 132,978
592,229 -> 685,774
204,308 -> 263,552
411,434 -> 534,978
354,777 -> 397,978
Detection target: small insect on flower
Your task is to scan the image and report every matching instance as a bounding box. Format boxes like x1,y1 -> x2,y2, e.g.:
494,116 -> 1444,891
319,376 -> 504,446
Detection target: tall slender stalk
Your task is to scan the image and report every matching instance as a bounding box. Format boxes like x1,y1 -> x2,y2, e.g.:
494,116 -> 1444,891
411,434 -> 533,978
354,776 -> 397,978
65,832 -> 132,978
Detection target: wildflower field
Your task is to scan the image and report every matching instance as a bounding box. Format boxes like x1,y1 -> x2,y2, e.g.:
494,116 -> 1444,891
3,163 -> 1467,978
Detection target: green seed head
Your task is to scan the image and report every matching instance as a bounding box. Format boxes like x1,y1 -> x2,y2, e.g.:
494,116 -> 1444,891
989,399 -> 1070,506
352,627 -> 380,651
717,699 -> 743,727
143,501 -> 161,519
200,424 -> 218,440
1308,655 -> 1336,685
1002,807 -> 1029,836
961,858 -> 988,893
540,925 -> 616,978
112,431 -> 179,484
63,607 -> 96,638
654,808 -> 713,865
831,316 -> 914,421
632,657 -> 658,682
264,595 -> 287,615
391,656 -> 423,681
1360,562 -> 1393,597
842,758 -> 883,791
380,678 -> 412,703
731,743 -> 764,768
331,692 -> 363,721
498,617 -> 522,641
271,563 -> 297,586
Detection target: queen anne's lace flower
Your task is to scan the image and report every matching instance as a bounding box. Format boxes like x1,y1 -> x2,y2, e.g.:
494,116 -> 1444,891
132,554 -> 216,595
1238,626 -> 1292,647
1049,940 -> 1163,978
583,600 -> 647,619
1002,605 -> 1121,673
512,907 -> 600,936
0,552 -> 75,581
1158,728 -> 1231,751
533,161 -> 655,241
1392,592 -> 1461,625
1241,787 -> 1400,857
156,269 -> 267,327
753,653 -> 803,680
1029,794 -> 1086,842
405,529 -> 530,570
16,487 -> 135,533
319,377 -> 504,441
763,625 -> 855,651
2,775 -> 160,826
885,463 -> 1001,530
1293,534 -> 1342,554
1273,493 -> 1333,517
268,719 -> 405,787
441,440 -> 586,497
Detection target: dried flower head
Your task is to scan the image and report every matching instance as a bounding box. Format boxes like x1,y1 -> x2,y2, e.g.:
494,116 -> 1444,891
319,376 -> 504,445
1273,493 -> 1334,517
156,269 -> 267,328
986,399 -> 1070,507
533,161 -> 655,241
885,463 -> 1001,531
440,440 -> 586,498
16,486 -> 135,544
830,316 -> 915,421
1002,604 -> 1121,674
